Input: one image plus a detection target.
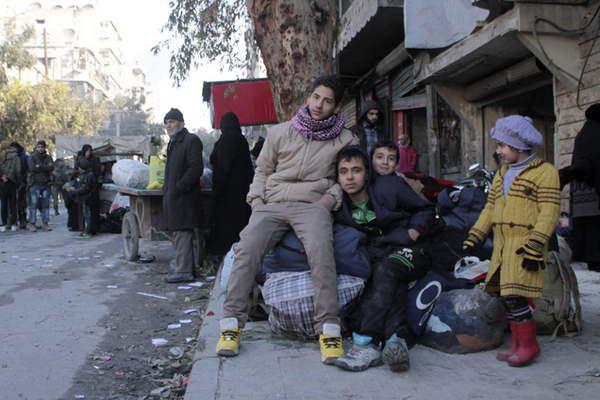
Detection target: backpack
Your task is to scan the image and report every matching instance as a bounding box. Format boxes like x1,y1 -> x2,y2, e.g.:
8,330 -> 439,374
534,236 -> 582,337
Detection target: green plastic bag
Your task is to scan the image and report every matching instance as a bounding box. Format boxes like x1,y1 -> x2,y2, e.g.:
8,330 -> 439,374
147,155 -> 165,190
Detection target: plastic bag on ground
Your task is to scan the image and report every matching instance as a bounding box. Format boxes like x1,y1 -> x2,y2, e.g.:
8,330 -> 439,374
419,286 -> 506,354
112,159 -> 149,189
454,256 -> 489,282
110,192 -> 130,212
219,244 -> 236,293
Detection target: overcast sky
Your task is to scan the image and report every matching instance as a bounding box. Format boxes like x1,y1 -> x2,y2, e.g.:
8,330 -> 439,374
2,0 -> 246,131
101,0 -> 245,131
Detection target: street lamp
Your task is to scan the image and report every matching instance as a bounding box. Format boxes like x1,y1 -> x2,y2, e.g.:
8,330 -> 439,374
36,19 -> 48,79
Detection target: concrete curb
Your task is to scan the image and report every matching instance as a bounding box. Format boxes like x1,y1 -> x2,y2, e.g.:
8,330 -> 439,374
184,266 -> 600,400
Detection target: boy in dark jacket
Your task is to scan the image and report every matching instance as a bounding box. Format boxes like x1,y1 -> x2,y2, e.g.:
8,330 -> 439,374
332,146 -> 435,373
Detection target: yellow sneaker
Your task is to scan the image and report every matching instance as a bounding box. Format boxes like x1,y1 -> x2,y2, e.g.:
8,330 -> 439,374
216,318 -> 241,357
319,323 -> 344,365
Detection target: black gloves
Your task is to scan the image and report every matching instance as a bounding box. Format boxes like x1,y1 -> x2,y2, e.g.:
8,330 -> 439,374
516,240 -> 545,272
462,233 -> 481,256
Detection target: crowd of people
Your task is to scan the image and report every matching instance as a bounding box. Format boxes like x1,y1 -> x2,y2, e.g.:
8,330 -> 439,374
157,75 -> 600,372
0,136 -> 102,237
3,72 -> 597,376
200,75 -> 582,373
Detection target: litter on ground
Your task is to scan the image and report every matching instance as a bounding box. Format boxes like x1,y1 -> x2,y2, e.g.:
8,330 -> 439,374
152,338 -> 169,347
137,292 -> 169,301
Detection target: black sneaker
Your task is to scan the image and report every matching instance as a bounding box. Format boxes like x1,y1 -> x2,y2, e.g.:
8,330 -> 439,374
164,273 -> 195,284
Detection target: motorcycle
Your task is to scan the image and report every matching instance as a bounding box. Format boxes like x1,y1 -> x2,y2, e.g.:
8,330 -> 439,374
437,163 -> 495,233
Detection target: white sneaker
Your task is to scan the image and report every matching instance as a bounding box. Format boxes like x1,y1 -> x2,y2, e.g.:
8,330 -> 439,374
334,344 -> 383,371
0,226 -> 6,232
10,225 -> 18,232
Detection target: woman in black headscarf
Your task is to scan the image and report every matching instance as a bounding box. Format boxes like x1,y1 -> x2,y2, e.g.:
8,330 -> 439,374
207,112 -> 254,255
560,104 -> 600,271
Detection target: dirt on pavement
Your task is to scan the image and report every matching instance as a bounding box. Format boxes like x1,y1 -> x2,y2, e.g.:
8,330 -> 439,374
61,243 -> 220,400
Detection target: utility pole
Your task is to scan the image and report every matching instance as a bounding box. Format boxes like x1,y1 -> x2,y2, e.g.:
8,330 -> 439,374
36,19 -> 48,79
116,111 -> 121,137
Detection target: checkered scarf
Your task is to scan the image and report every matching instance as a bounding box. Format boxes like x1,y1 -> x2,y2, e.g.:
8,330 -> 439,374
291,106 -> 345,141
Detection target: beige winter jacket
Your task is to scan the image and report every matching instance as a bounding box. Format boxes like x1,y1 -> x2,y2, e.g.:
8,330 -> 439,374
247,120 -> 358,211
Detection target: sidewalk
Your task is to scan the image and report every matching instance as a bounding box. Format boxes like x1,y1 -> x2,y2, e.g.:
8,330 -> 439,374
185,264 -> 600,400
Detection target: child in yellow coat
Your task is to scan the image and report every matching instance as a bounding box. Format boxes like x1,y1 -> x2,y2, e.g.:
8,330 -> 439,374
464,115 -> 560,367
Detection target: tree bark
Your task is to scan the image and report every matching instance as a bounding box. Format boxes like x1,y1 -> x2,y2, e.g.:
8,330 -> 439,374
246,0 -> 338,121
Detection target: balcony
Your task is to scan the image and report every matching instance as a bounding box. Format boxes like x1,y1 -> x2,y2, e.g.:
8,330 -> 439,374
336,0 -> 404,77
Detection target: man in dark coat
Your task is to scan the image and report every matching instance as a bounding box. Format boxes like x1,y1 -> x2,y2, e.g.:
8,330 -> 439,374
0,135 -> 21,231
207,112 -> 253,255
162,108 -> 204,283
559,104 -> 600,271
9,142 -> 28,229
27,140 -> 54,231
349,100 -> 385,155
75,145 -> 102,236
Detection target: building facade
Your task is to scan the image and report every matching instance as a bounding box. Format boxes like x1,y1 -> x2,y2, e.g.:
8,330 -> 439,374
335,0 -> 600,197
1,1 -> 151,109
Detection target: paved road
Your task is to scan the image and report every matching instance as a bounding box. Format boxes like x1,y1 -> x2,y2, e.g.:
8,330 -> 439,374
0,215 -> 130,399
0,214 -> 202,400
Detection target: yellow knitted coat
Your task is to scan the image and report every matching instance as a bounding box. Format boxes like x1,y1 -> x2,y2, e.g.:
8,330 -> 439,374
468,158 -> 560,298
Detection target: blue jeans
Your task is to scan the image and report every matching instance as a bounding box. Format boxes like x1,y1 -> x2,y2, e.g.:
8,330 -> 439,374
28,184 -> 51,224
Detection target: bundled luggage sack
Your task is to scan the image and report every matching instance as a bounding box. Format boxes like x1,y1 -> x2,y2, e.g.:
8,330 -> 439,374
262,271 -> 364,340
262,225 -> 371,280
419,286 -> 507,354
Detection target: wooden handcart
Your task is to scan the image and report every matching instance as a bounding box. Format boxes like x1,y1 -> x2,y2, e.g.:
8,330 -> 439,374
104,184 -> 212,261
104,184 -> 165,261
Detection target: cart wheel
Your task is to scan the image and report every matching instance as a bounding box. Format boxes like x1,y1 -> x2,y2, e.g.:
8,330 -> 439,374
122,211 -> 140,261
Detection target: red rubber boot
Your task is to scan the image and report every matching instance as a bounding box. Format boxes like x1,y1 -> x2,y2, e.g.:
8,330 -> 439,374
507,319 -> 539,367
496,321 -> 519,362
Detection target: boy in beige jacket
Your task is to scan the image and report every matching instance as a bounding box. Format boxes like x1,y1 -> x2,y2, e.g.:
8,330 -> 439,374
216,76 -> 358,364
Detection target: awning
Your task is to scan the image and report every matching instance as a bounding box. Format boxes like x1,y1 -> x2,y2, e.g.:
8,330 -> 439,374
336,0 -> 405,77
404,0 -> 488,49
413,4 -> 585,90
202,79 -> 278,129
55,135 -> 152,162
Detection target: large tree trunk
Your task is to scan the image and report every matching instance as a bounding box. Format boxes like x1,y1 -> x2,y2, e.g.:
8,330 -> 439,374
246,0 -> 338,121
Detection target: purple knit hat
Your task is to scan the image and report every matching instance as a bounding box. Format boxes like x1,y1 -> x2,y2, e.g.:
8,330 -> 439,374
491,115 -> 543,150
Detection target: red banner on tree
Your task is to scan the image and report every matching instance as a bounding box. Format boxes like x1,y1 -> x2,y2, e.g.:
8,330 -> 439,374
208,79 -> 278,129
